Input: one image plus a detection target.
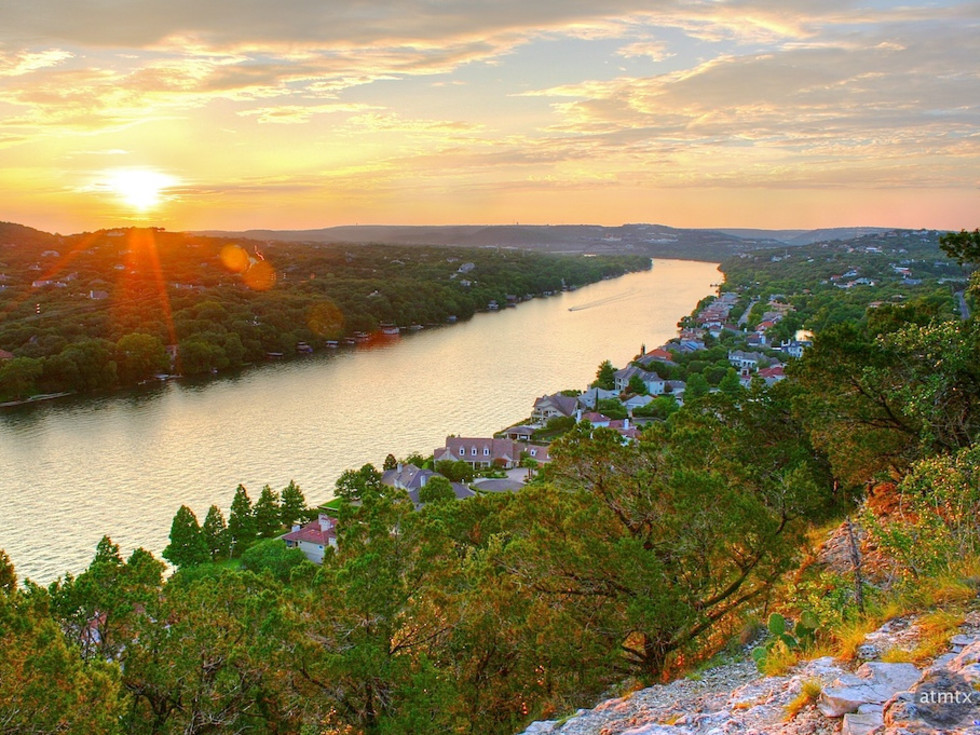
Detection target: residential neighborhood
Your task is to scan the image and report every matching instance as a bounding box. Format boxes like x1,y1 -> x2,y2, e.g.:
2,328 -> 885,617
280,283 -> 824,562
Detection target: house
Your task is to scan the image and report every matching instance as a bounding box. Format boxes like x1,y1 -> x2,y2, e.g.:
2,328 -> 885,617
635,348 -> 678,368
434,437 -> 550,469
577,387 -> 618,409
728,350 -> 765,371
281,514 -> 337,564
380,463 -> 475,506
531,393 -> 579,423
613,365 -> 665,395
757,365 -> 786,386
779,340 -> 812,359
623,393 -> 654,411
575,417 -> 640,443
502,425 -> 536,442
577,411 -> 614,428
674,339 -> 707,354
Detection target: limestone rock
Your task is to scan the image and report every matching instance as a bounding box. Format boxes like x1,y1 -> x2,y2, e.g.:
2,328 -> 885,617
841,710 -> 884,735
817,662 -> 921,717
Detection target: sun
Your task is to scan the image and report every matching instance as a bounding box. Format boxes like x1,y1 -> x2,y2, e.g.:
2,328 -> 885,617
105,169 -> 178,211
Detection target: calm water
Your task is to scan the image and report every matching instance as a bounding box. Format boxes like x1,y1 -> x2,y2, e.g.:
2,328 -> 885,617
0,259 -> 719,583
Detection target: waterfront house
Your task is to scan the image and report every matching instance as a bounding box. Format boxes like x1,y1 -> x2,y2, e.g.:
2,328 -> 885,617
380,463 -> 475,507
577,387 -> 619,409
281,514 -> 337,564
434,437 -> 551,469
531,392 -> 579,423
502,425 -> 537,442
635,347 -> 678,368
614,365 -> 665,395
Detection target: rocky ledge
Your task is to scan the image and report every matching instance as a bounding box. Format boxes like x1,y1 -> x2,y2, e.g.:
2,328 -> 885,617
518,612 -> 980,735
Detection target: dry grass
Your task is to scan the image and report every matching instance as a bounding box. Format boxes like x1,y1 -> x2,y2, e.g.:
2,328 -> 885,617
758,643 -> 801,677
880,646 -> 916,664
908,610 -> 964,663
784,679 -> 823,720
833,618 -> 883,662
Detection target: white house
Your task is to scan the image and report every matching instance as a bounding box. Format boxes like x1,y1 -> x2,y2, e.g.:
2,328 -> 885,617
281,514 -> 337,564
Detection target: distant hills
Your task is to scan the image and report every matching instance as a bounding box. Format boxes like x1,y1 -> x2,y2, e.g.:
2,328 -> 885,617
193,223 -> 907,260
3,220 -> 933,262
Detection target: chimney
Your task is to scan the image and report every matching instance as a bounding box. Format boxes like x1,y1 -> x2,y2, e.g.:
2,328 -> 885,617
318,514 -> 333,531
291,524 -> 301,533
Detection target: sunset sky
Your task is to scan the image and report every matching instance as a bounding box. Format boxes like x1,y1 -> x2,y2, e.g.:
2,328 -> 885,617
2,1 -> 978,234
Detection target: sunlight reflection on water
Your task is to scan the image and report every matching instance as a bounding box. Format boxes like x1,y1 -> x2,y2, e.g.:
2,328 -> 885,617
0,259 -> 719,583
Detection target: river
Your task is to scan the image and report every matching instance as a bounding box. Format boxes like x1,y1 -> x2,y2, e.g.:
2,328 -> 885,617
0,258 -> 719,583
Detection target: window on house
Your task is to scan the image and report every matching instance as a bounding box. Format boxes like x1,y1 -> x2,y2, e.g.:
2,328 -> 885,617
471,447 -> 477,456
483,447 -> 490,456
530,449 -> 537,456
459,447 -> 465,456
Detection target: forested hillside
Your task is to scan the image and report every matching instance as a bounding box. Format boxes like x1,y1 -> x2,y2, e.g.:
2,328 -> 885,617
0,225 -> 648,402
1,228 -> 978,735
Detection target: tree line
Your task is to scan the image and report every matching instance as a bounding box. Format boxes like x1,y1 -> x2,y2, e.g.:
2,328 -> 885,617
0,228 -> 650,401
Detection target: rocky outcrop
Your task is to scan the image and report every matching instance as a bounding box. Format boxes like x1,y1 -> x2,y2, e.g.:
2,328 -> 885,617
516,611 -> 980,735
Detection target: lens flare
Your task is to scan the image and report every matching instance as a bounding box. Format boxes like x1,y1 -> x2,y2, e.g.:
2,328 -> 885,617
220,244 -> 250,274
308,300 -> 345,338
242,260 -> 276,291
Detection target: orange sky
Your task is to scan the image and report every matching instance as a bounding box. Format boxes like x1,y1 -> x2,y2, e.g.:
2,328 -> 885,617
2,1 -> 978,234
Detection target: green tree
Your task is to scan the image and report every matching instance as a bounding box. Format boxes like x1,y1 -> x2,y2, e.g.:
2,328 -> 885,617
595,397 -> 628,420
254,484 -> 282,537
115,332 -> 168,384
383,453 -> 398,471
684,372 -> 710,399
335,464 -> 384,502
593,359 -> 616,390
418,475 -> 456,505
202,504 -> 231,560
228,484 -> 258,556
632,394 -> 679,420
279,479 -> 307,527
0,584 -> 125,734
940,228 -> 980,265
177,336 -> 226,375
163,505 -> 210,569
119,571 -> 292,735
519,410 -> 829,678
0,356 -> 43,401
45,537 -> 165,663
0,549 -> 16,592
434,459 -> 475,483
240,538 -> 309,582
628,373 -> 648,395
43,338 -> 117,392
719,367 -> 743,397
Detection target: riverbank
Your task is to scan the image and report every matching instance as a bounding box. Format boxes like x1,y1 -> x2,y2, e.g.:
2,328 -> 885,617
0,392 -> 73,409
0,260 -> 721,584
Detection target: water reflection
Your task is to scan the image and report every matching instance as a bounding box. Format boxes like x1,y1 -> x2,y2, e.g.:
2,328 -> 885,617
0,259 -> 720,583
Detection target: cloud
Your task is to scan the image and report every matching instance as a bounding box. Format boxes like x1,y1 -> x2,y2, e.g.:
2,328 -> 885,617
617,40 -> 672,62
0,49 -> 73,77
238,102 -> 379,124
526,21 -> 980,177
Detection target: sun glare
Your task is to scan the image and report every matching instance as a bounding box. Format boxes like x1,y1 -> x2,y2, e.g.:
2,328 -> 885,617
105,169 -> 178,211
